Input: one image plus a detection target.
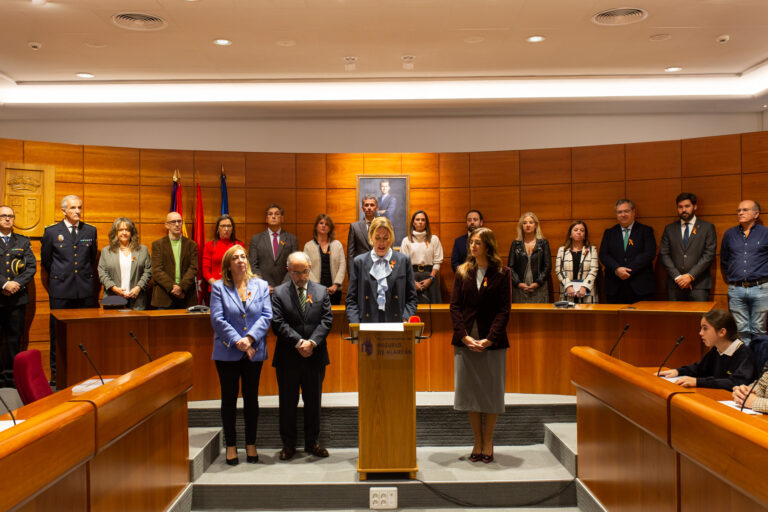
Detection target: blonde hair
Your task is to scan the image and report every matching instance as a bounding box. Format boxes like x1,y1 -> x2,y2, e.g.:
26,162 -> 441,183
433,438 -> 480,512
515,211 -> 544,241
220,245 -> 257,286
367,217 -> 395,246
456,227 -> 503,280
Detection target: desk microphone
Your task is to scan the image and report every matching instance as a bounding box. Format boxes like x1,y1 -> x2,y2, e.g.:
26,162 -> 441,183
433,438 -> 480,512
78,344 -> 105,385
128,330 -> 152,362
657,336 -> 684,377
740,363 -> 767,412
0,394 -> 17,426
608,324 -> 630,357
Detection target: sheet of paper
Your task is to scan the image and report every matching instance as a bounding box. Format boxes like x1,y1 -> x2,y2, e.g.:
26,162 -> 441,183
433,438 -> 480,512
359,322 -> 404,332
72,378 -> 115,394
718,400 -> 764,415
0,419 -> 24,432
661,376 -> 679,383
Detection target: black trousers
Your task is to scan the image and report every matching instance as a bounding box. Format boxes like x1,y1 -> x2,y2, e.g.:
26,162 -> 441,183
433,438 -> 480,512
276,362 -> 326,450
0,305 -> 25,387
606,283 -> 653,305
215,358 -> 263,447
666,280 -> 711,302
49,296 -> 97,380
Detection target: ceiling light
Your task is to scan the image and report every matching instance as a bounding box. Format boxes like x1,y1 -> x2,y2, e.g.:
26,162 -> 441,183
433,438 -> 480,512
213,39 -> 232,46
85,42 -> 107,49
28,41 -> 42,50
526,35 -> 545,43
344,56 -> 357,71
463,36 -> 485,44
664,66 -> 682,73
763,105 -> 767,109
276,40 -> 296,47
76,73 -> 95,79
30,0 -> 47,5
649,34 -> 671,42
402,55 -> 415,71
716,34 -> 730,44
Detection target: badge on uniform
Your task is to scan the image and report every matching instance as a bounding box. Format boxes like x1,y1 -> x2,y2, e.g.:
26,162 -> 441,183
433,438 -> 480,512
58,234 -> 64,242
10,258 -> 25,276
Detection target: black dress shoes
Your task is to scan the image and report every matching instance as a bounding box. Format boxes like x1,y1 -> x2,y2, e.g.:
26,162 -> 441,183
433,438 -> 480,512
225,456 -> 239,466
306,445 -> 329,458
279,446 -> 296,460
246,454 -> 259,464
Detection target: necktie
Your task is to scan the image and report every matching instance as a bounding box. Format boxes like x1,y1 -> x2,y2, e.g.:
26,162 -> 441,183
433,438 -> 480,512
71,225 -> 77,239
272,232 -> 279,259
298,287 -> 306,313
622,228 -> 629,250
683,223 -> 690,249
1,236 -> 8,244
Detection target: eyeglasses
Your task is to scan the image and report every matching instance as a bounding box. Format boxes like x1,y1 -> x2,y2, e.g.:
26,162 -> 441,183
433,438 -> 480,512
0,214 -> 14,220
167,220 -> 183,225
289,269 -> 310,276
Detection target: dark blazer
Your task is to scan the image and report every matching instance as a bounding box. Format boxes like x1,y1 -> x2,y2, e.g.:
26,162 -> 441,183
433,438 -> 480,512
0,233 -> 36,307
451,233 -> 469,272
97,244 -> 152,310
449,265 -> 511,349
659,218 -> 717,290
271,280 -> 333,368
599,222 -> 656,297
41,220 -> 98,299
507,239 -> 552,287
346,250 -> 418,323
248,229 -> 298,288
150,235 -> 198,308
347,219 -> 372,271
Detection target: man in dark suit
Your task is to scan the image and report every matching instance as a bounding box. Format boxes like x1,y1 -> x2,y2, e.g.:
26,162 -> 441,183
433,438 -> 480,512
41,195 -> 98,384
599,199 -> 657,304
150,211 -> 199,308
347,193 -> 377,270
659,193 -> 717,301
249,203 -> 298,293
451,209 -> 484,272
0,206 -> 36,388
271,252 -> 333,460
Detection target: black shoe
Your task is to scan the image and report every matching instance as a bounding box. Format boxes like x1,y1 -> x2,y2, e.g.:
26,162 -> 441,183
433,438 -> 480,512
246,454 -> 259,464
225,456 -> 239,466
279,446 -> 296,461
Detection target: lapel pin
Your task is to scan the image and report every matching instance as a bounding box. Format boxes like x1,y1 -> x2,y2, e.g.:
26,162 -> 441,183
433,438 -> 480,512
390,260 -> 396,269
628,238 -> 634,247
307,293 -> 313,304
57,234 -> 64,242
483,277 -> 488,287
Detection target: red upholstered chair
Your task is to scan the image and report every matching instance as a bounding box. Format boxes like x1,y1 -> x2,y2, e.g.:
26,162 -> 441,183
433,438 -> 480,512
13,349 -> 53,405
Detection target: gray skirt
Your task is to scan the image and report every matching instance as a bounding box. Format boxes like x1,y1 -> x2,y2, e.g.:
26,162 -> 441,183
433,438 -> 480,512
453,345 -> 507,414
413,269 -> 442,304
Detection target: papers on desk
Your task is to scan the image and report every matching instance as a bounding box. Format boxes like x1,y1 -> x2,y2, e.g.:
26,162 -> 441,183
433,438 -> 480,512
359,322 -> 404,332
72,378 -> 114,394
0,419 -> 24,432
719,400 -> 764,415
661,376 -> 679,383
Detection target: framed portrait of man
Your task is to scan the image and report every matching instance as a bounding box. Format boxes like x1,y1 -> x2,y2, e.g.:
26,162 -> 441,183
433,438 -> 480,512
357,175 -> 409,247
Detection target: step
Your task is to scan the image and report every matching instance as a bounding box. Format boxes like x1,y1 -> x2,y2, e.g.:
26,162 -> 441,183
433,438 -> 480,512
189,427 -> 223,481
188,392 -> 576,449
191,445 -> 577,510
544,422 -> 577,476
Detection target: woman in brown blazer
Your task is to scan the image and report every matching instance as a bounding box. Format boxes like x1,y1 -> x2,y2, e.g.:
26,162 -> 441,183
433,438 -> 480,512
450,227 -> 511,463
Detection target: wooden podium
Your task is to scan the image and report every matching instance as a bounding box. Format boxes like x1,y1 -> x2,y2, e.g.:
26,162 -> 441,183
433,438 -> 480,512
350,322 -> 422,480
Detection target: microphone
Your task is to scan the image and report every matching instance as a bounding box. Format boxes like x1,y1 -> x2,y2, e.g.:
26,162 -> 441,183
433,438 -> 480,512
657,336 -> 685,377
0,393 -> 17,426
78,344 -> 104,385
129,330 -> 152,362
739,363 -> 767,412
415,298 -> 433,340
608,324 -> 630,357
339,317 -> 357,342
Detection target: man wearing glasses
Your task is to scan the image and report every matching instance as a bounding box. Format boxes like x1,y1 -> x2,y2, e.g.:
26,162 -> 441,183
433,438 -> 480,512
151,211 -> 199,309
0,206 -> 36,388
41,195 -> 98,385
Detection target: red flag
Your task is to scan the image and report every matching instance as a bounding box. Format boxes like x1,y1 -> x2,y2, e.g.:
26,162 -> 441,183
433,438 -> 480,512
194,183 -> 207,304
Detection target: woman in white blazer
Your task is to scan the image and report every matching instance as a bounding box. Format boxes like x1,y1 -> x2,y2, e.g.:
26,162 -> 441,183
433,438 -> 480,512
303,214 -> 346,305
555,220 -> 599,304
97,217 -> 151,310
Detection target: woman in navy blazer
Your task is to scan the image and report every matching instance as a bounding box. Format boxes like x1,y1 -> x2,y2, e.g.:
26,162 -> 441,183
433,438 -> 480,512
210,245 -> 272,466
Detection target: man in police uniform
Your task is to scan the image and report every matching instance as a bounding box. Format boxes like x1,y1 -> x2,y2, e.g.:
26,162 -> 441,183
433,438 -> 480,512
0,205 -> 36,388
41,195 -> 98,385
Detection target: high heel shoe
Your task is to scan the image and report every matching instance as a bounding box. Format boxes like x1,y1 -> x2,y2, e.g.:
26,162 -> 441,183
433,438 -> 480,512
481,452 -> 494,463
469,453 -> 482,462
225,456 -> 239,466
246,454 -> 259,464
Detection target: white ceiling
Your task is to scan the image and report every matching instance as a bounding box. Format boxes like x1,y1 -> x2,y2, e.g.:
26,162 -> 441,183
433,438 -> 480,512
1,0 -> 768,116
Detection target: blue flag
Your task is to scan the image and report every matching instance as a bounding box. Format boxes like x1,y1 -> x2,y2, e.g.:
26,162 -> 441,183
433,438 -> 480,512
220,171 -> 229,215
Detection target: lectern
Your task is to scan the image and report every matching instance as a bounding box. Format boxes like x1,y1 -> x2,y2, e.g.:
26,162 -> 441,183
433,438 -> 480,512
349,322 -> 423,480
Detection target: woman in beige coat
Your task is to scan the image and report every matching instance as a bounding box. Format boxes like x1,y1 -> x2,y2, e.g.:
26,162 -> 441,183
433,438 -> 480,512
97,217 -> 152,309
303,214 -> 346,305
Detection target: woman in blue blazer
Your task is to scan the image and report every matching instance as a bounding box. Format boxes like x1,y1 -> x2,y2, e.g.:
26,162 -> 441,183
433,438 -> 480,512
210,245 -> 272,466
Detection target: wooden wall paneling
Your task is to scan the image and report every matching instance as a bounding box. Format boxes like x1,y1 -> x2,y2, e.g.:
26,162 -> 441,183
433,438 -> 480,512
470,186 -> 521,222
469,150 -> 519,187
439,187 -> 470,223
402,153 -> 438,189
245,152 -> 296,189
489,221 -> 518,258
326,153 -> 363,188
198,186 -> 246,226
625,178 -> 681,218
409,188 -> 440,223
194,150 -> 246,187
54,182 -> 84,220
295,223 -> 315,248
27,298 -> 48,343
682,134 -> 741,177
91,222 -> 114,250
519,147 -> 571,185
333,224 -> 350,256
364,153 -> 402,174
538,219 -> 572,249
245,188 -> 297,224
139,185 -> 175,225
588,218 -> 622,250
571,181 -> 625,220
625,140 -> 681,180
425,311 -> 455,391
296,153 -> 326,189
296,188 -> 327,224
520,184 -> 571,220
618,310 -> 705,368
438,153 -> 469,188
337,324 -> 360,392
741,131 -> 768,173
681,174 -> 742,216
325,188 -> 358,224
742,172 -> 768,208
139,149 -> 194,187
679,455 -> 767,511
16,465 -> 89,512
572,144 -> 625,183
24,141 -> 84,183
84,183 -> 141,223
84,145 -> 140,185
0,138 -> 23,161
139,223 -> 171,246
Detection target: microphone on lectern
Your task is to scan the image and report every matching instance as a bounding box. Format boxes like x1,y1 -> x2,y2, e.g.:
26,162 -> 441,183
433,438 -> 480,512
657,336 -> 684,377
0,394 -> 17,426
608,324 -> 630,357
78,343 -> 105,385
129,330 -> 152,361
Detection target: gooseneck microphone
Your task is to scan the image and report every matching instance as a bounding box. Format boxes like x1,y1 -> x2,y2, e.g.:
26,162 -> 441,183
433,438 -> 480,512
78,344 -> 105,385
740,363 -> 767,412
129,330 -> 152,362
0,394 -> 17,426
608,324 -> 630,357
657,336 -> 685,377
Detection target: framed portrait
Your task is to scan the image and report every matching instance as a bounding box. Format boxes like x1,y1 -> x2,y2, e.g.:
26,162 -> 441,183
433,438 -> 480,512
357,175 -> 410,247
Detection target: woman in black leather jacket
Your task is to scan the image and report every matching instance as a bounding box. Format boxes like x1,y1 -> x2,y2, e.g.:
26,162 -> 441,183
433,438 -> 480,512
507,212 -> 551,303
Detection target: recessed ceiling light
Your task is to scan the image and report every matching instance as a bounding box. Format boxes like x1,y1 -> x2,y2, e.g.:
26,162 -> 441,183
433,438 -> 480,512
30,0 -> 47,5
527,35 -> 545,43
76,72 -> 95,79
664,66 -> 682,72
763,104 -> 767,109
649,34 -> 671,42
464,36 -> 485,44
276,40 -> 296,47
716,34 -> 730,44
344,56 -> 357,71
213,39 -> 232,46
402,55 -> 415,71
